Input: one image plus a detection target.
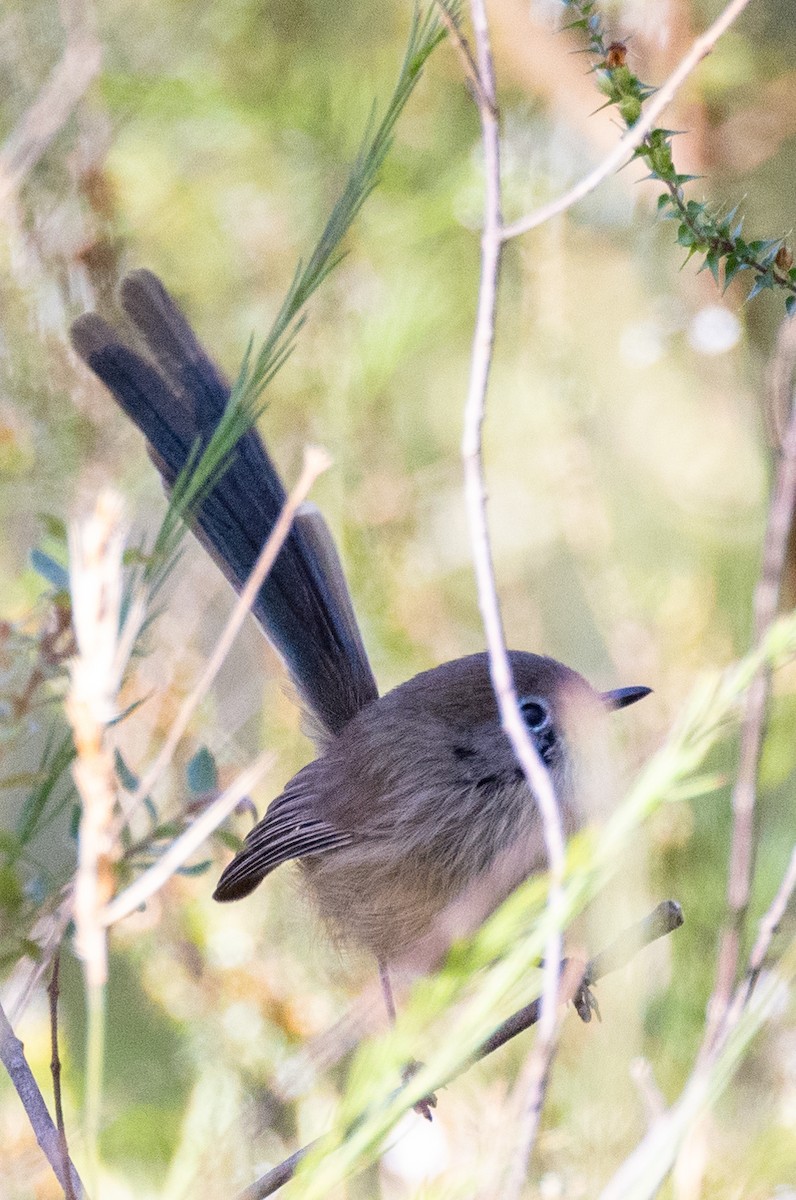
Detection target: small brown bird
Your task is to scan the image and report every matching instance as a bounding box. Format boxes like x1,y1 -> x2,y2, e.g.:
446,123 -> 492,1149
72,271 -> 649,986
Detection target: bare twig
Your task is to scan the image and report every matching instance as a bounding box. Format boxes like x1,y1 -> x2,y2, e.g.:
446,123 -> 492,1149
731,842 -> 796,1015
0,13 -> 101,215
702,332 -> 796,1054
102,750 -> 274,926
474,901 -> 684,1061
0,999 -> 86,1199
600,855 -> 796,1200
461,1 -> 567,1191
630,1058 -> 667,1127
47,950 -> 77,1200
119,446 -> 331,826
238,902 -> 684,1199
432,1 -> 495,114
501,0 -> 755,241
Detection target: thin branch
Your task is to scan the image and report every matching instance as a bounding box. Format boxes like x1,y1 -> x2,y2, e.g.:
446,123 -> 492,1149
702,330 -> 796,1054
119,447 -> 331,826
238,902 -> 684,1199
102,750 -> 274,926
599,855 -> 796,1200
432,1 -> 496,114
462,0 -> 566,1190
731,841 -> 796,1014
473,901 -> 684,1061
47,950 -> 77,1200
0,12 -> 101,215
501,0 -> 755,241
0,999 -> 87,1199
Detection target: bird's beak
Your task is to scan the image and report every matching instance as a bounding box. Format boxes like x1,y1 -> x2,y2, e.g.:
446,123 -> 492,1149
601,685 -> 652,711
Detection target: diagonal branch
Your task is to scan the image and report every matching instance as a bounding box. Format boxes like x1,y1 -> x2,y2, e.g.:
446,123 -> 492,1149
0,999 -> 87,1199
501,0 -> 755,241
236,902 -> 684,1199
0,12 -> 101,216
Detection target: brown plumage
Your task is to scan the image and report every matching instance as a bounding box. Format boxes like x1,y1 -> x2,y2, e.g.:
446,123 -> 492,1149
71,271 -> 650,973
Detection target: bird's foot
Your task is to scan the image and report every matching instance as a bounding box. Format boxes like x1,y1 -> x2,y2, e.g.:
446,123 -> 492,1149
573,977 -> 601,1024
402,1060 -> 438,1121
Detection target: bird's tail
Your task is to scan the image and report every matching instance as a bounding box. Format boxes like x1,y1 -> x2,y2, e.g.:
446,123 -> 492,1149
71,269 -> 378,739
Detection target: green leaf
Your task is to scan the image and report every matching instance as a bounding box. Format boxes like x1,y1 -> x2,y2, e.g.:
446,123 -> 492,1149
152,821 -> 184,840
177,859 -> 213,877
29,549 -> 69,591
114,748 -> 140,792
785,295 -> 796,319
214,828 -> 244,853
186,746 -> 219,794
37,514 -> 68,543
703,249 -> 721,285
746,272 -> 775,302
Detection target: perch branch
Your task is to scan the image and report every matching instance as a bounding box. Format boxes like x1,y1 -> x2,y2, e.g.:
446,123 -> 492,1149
238,902 -> 684,1199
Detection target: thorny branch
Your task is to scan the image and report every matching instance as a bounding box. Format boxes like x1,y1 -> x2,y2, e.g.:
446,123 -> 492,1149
501,0 -> 756,242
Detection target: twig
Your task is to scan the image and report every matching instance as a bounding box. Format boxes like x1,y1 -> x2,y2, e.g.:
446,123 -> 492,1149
432,2 -> 495,114
702,330 -> 796,1054
0,999 -> 86,1199
0,19 -> 101,215
630,1058 -> 667,1127
238,902 -> 684,1199
731,842 -> 796,1015
236,1145 -> 316,1200
462,1 -> 566,1191
119,446 -> 331,826
102,751 -> 274,926
47,950 -> 77,1200
501,0 -> 755,241
473,901 -> 684,1061
600,855 -> 796,1200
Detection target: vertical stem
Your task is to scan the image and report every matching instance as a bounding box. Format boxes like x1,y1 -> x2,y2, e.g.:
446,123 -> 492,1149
462,1 -> 566,1189
84,981 -> 106,1193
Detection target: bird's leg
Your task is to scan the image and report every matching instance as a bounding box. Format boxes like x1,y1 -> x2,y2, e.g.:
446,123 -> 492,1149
378,959 -> 437,1121
379,959 -> 397,1025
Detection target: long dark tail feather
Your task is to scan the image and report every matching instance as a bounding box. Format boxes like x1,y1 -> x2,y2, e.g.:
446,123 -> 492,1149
71,269 -> 378,739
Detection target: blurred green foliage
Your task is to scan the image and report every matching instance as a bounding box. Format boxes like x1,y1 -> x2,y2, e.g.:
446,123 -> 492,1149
1,0 -> 795,1197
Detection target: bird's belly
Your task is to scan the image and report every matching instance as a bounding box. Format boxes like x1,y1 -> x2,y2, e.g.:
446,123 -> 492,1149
299,801 -> 556,964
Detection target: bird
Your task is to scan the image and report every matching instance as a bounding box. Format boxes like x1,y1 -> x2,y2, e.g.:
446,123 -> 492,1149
71,269 -> 650,993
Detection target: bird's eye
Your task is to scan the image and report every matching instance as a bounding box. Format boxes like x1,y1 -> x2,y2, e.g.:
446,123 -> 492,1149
519,696 -> 551,732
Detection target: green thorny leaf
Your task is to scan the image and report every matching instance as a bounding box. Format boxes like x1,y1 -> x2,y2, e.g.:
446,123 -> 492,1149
560,0 -> 795,314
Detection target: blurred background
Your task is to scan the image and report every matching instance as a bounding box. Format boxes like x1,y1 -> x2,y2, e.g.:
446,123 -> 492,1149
1,0 -> 795,1196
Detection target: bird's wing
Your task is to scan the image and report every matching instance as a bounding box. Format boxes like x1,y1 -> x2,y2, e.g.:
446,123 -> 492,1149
213,764 -> 352,902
